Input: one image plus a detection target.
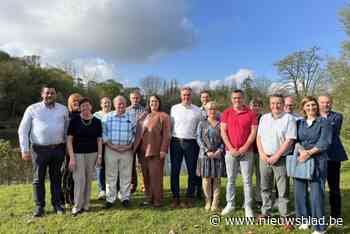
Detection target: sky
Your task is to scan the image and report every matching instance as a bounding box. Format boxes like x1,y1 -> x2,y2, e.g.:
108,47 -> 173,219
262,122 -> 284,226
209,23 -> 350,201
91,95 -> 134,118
0,0 -> 348,90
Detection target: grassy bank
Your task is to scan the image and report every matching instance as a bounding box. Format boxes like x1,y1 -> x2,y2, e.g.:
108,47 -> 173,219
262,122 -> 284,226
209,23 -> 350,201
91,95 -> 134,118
1,168 -> 350,234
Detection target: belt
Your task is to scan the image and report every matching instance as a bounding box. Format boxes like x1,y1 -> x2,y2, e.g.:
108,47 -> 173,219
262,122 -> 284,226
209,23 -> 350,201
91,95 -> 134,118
33,143 -> 65,149
172,137 -> 196,142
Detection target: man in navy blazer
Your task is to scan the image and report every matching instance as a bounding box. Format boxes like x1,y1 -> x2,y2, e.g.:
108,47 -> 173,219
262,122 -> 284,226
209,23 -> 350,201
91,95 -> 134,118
319,95 -> 348,219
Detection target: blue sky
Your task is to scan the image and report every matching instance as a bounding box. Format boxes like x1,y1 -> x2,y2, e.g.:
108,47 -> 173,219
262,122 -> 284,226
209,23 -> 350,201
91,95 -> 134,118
0,0 -> 348,89
118,0 -> 348,87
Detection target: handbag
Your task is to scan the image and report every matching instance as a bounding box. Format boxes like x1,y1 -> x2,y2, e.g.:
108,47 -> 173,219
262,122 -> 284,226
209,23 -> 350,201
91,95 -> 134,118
286,143 -> 315,180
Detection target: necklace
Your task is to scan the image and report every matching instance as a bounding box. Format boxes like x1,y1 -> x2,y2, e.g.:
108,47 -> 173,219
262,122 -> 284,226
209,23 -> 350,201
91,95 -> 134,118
81,117 -> 92,126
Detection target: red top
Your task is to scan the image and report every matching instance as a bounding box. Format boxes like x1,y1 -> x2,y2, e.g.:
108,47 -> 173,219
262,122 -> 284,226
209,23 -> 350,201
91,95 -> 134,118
220,106 -> 258,150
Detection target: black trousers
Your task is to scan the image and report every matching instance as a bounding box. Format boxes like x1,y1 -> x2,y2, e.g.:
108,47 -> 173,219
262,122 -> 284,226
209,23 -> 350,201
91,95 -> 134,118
170,138 -> 201,198
32,144 -> 65,208
327,161 -> 342,218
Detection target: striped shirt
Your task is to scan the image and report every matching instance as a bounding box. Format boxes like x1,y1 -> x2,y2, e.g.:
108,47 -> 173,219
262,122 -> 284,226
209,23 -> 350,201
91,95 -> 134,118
126,104 -> 145,120
102,111 -> 136,145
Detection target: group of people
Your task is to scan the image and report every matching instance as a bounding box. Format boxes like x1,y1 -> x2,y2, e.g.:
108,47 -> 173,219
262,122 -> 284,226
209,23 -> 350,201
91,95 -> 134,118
17,85 -> 347,234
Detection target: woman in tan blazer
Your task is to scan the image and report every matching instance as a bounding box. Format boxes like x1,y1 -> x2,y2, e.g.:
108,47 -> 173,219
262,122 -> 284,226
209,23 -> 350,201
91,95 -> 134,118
134,95 -> 171,207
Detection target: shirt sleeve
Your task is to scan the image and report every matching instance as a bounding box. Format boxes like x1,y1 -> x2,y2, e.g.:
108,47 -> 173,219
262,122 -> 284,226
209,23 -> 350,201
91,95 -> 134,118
220,110 -> 228,124
251,111 -> 258,126
196,121 -> 209,154
96,118 -> 102,138
63,107 -> 69,142
160,114 -> 171,153
256,115 -> 264,137
67,118 -> 75,136
334,113 -> 343,136
285,116 -> 297,140
130,115 -> 137,143
102,115 -> 110,143
18,106 -> 33,153
315,119 -> 333,152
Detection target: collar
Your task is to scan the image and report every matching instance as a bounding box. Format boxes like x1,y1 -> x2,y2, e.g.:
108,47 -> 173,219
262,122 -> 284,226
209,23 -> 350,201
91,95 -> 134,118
303,116 -> 322,127
231,105 -> 250,115
115,111 -> 127,118
41,101 -> 56,109
270,112 -> 285,120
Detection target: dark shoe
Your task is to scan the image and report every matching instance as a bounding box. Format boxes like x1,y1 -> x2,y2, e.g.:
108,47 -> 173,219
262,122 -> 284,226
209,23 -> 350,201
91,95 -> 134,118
170,198 -> 179,209
33,206 -> 44,218
54,205 -> 65,215
122,200 -> 130,208
104,202 -> 113,209
179,200 -> 188,209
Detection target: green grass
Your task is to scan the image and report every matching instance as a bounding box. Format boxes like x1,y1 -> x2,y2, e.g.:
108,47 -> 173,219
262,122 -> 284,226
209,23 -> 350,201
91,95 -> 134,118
1,172 -> 350,234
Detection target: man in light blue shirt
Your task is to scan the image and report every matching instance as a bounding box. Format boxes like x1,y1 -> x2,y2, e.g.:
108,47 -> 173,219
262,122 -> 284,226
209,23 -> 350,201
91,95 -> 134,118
18,86 -> 69,217
102,95 -> 136,208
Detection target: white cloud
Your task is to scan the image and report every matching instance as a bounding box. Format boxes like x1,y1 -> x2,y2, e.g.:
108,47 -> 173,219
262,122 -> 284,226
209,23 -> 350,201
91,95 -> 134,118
0,0 -> 196,63
225,69 -> 255,85
71,58 -> 117,83
184,68 -> 255,93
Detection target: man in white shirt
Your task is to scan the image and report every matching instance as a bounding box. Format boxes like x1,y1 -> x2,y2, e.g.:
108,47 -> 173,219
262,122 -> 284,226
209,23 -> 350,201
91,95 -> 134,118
170,87 -> 202,208
257,94 -> 296,225
18,86 -> 69,217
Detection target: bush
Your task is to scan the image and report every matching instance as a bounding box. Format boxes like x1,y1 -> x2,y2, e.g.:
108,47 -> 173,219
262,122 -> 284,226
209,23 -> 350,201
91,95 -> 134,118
0,139 -> 32,184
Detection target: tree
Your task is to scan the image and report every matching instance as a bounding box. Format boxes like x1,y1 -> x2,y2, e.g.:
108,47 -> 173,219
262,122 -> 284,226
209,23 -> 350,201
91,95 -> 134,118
327,58 -> 350,139
274,47 -> 327,101
95,79 -> 123,98
140,75 -> 163,96
0,60 -> 34,117
0,51 -> 10,62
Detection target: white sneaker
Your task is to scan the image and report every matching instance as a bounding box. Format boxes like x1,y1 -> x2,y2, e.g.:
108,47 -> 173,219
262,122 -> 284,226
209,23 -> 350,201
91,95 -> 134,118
311,231 -> 326,234
298,223 -> 309,230
71,207 -> 80,216
221,204 -> 235,215
245,207 -> 254,218
98,191 -> 106,200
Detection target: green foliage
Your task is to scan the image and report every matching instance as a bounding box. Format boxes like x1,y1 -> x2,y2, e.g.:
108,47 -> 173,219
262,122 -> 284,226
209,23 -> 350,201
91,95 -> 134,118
1,171 -> 350,233
0,54 -> 126,119
0,50 -> 11,62
327,58 -> 350,139
0,139 -> 32,184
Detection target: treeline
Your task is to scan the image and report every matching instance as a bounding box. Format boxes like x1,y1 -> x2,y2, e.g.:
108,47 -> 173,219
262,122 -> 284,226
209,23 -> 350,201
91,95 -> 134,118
0,50 -> 272,119
0,51 -> 126,120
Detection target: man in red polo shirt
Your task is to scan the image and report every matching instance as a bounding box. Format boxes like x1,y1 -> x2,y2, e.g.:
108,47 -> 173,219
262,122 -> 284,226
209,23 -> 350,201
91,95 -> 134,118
220,89 -> 258,217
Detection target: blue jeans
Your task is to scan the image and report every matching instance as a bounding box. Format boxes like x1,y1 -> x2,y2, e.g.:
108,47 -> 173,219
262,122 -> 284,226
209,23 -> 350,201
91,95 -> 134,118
96,146 -> 106,192
294,157 -> 327,232
170,138 -> 200,198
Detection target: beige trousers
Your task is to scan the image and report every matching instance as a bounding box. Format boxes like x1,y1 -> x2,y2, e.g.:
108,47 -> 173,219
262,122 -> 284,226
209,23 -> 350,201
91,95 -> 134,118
105,147 -> 133,203
72,152 -> 97,211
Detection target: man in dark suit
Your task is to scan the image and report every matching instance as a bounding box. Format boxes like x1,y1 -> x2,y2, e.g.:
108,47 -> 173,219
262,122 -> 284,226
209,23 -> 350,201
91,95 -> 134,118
319,95 -> 348,219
